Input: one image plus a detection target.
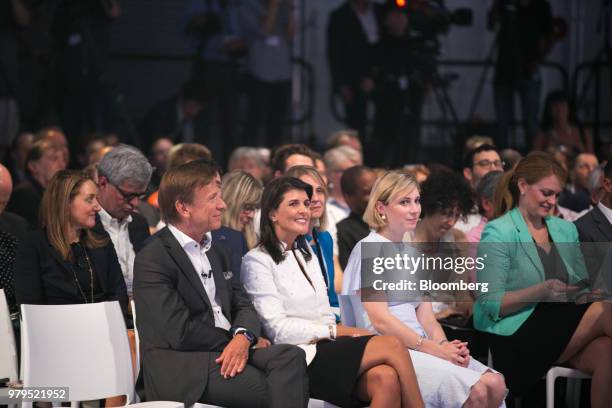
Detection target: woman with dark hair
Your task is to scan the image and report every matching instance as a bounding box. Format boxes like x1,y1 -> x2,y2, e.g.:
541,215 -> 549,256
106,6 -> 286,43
241,176 -> 425,408
475,152 -> 612,404
15,170 -> 128,315
533,90 -> 594,154
405,170 -> 475,321
285,165 -> 340,317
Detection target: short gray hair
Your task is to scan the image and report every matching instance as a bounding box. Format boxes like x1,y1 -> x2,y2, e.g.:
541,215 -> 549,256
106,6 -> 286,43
228,147 -> 264,170
97,144 -> 153,187
323,145 -> 362,171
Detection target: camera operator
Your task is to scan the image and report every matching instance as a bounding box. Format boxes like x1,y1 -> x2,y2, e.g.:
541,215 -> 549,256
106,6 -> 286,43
489,0 -> 554,150
183,0 -> 247,162
370,4 -> 432,168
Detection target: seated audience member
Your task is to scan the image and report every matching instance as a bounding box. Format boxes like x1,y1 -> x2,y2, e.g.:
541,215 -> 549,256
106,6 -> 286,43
227,146 -> 266,182
475,152 -> 612,402
148,137 -> 174,192
80,136 -> 107,168
0,164 -> 28,312
337,165 -> 376,270
6,138 -> 67,228
323,145 -> 363,247
15,170 -> 128,315
133,161 -> 309,407
270,143 -> 315,178
466,171 -> 503,243
457,145 -> 503,235
499,148 -> 522,172
241,176 -> 425,408
559,152 -> 599,212
285,165 -> 340,315
94,145 -> 153,296
341,171 -> 507,408
37,126 -> 70,167
325,129 -> 363,153
574,160 -> 612,284
406,170 -> 475,320
533,90 -> 594,154
221,170 -> 263,250
311,152 -> 328,186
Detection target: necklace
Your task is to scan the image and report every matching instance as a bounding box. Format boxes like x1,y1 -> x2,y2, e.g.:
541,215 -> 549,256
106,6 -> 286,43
72,243 -> 94,303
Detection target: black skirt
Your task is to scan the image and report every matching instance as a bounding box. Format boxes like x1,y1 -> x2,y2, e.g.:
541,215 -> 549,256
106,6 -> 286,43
307,335 -> 375,407
488,302 -> 590,397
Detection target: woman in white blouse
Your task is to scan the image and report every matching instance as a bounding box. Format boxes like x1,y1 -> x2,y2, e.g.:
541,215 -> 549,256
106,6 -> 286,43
242,176 -> 424,408
341,171 -> 507,408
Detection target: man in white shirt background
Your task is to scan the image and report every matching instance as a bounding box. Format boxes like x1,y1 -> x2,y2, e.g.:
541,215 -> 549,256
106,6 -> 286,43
94,145 -> 153,296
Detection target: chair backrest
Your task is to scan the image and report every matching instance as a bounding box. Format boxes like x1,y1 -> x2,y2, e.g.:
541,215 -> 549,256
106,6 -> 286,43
0,289 -> 18,381
20,301 -> 134,403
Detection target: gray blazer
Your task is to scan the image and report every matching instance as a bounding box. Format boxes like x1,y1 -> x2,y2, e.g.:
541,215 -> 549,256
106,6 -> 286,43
133,226 -> 260,405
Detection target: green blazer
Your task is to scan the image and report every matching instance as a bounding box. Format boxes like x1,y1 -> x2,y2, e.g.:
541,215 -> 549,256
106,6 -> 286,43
474,207 -> 588,336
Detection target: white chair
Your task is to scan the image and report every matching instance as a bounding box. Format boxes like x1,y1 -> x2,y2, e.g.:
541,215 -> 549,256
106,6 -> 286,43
546,366 -> 590,408
20,301 -> 182,408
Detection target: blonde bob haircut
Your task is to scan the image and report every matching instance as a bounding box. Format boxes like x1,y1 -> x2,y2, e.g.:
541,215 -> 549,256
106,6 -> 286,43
285,165 -> 329,230
221,170 -> 263,249
40,170 -> 107,260
363,171 -> 419,231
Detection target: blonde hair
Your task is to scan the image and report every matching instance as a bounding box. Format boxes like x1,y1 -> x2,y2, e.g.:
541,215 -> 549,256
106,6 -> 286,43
221,171 -> 263,249
363,171 -> 418,230
40,170 -> 107,260
285,165 -> 328,230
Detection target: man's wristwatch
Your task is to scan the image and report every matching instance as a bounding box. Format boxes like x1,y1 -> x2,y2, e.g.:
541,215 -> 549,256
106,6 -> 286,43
232,327 -> 257,346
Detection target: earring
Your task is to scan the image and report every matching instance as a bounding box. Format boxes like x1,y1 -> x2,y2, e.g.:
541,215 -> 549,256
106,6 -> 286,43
520,191 -> 525,196
381,214 -> 387,221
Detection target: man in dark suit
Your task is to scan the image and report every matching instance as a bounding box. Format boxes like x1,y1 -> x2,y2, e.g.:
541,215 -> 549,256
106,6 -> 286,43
211,225 -> 248,285
133,160 -> 308,407
327,0 -> 383,143
575,161 -> 612,288
95,145 -> 153,296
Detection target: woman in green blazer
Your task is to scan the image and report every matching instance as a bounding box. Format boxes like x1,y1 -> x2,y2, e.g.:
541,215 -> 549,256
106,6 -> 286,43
474,152 -> 612,404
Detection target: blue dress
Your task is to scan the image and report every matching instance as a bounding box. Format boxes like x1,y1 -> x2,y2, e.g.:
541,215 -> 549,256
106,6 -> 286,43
307,229 -> 339,317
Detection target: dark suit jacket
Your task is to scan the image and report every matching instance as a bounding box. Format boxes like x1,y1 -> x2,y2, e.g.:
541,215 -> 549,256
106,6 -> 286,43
337,211 -> 370,270
5,176 -> 45,230
93,212 -> 151,254
14,229 -> 129,316
327,2 -> 383,91
211,226 -> 248,284
574,205 -> 612,284
133,227 -> 260,405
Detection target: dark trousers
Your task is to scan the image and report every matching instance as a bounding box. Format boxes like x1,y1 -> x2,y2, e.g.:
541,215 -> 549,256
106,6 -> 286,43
244,78 -> 291,149
493,72 -> 542,151
199,344 -> 309,408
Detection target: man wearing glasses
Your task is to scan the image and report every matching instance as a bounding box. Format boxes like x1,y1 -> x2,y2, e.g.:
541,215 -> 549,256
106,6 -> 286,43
461,144 -> 504,190
456,144 -> 504,235
95,145 -> 153,296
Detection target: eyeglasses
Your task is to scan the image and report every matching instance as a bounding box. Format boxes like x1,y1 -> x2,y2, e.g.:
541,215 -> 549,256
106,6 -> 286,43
475,159 -> 505,169
110,181 -> 147,202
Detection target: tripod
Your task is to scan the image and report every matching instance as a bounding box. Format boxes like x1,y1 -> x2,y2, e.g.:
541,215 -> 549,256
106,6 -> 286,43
574,0 -> 612,145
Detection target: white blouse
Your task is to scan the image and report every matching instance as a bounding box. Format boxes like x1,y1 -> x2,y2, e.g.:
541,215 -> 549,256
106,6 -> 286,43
241,243 -> 336,364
